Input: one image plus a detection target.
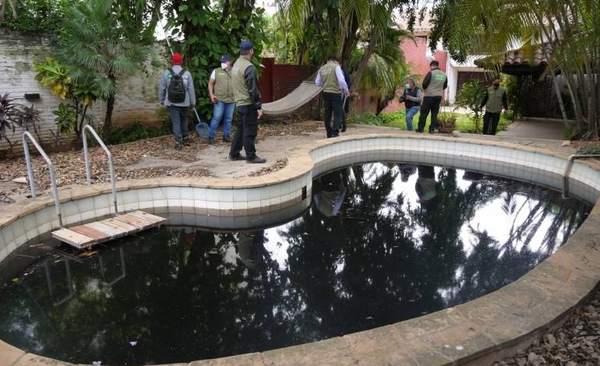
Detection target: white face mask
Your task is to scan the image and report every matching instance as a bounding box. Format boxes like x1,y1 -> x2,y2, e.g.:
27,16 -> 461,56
405,84 -> 411,89
221,63 -> 228,69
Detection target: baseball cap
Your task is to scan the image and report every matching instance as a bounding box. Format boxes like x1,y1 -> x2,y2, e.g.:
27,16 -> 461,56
240,40 -> 254,51
172,53 -> 183,65
221,55 -> 231,62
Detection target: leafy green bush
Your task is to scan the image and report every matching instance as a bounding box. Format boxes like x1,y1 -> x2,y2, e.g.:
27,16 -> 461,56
349,112 -> 386,126
376,108 -> 512,133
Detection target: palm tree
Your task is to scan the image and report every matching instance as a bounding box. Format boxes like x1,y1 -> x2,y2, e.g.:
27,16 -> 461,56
278,0 -> 412,113
55,0 -> 151,140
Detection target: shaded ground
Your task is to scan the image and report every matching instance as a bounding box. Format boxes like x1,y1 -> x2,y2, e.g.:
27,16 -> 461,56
1,119 -> 600,365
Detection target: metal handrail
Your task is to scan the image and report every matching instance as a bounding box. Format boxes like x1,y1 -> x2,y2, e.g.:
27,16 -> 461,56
23,131 -> 63,227
562,154 -> 600,197
82,125 -> 118,214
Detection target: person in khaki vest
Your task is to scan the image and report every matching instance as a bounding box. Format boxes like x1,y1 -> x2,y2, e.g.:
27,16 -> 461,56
208,55 -> 235,144
417,60 -> 447,134
228,40 -> 266,164
479,77 -> 508,135
315,56 -> 350,138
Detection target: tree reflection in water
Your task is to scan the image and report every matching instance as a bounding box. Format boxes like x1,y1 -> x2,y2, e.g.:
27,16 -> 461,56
0,163 -> 591,365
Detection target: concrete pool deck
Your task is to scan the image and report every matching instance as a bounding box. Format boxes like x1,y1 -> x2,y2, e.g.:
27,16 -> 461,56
1,119 -> 600,366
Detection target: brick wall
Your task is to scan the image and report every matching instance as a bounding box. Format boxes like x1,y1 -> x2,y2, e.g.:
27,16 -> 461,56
260,58 -> 320,119
0,29 -> 166,155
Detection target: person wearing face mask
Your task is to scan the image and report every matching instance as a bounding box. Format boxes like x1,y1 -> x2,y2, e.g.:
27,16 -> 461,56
399,78 -> 422,131
207,55 -> 235,144
479,77 -> 508,135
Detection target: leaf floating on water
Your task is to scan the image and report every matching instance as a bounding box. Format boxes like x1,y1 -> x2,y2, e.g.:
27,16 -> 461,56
78,251 -> 98,258
11,278 -> 19,283
129,340 -> 138,346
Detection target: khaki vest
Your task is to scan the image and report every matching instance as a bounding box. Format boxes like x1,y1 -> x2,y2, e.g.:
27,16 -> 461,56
232,57 -> 253,106
212,68 -> 234,103
424,69 -> 446,97
319,62 -> 341,94
485,86 -> 506,113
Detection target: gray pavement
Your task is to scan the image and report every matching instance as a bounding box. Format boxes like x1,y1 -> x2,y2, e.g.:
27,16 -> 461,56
498,118 -> 568,140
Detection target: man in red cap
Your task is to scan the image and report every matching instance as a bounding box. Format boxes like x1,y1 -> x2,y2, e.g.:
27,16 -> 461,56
159,52 -> 196,150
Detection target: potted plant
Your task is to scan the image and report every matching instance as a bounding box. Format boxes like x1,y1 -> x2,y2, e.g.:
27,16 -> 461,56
436,112 -> 458,133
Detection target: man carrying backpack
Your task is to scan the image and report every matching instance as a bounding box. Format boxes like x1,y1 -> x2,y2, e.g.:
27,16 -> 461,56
159,52 -> 196,150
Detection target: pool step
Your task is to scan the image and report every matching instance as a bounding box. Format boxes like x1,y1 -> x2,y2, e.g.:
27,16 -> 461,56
52,210 -> 167,249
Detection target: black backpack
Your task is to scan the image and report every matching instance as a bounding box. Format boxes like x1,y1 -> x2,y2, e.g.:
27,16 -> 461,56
167,68 -> 186,103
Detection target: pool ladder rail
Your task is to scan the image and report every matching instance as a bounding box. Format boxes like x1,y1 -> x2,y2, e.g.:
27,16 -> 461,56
22,126 -> 167,249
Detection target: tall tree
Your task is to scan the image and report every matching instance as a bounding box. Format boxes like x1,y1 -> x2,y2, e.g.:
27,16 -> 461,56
0,0 -> 71,32
278,0 -> 412,113
429,0 -> 600,140
162,0 -> 267,118
55,0 -> 152,140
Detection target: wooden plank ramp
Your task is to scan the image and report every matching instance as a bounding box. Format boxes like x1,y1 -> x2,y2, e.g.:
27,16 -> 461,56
52,210 -> 167,249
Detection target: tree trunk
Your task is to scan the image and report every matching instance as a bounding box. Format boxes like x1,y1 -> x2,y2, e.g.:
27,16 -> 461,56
103,94 -> 115,141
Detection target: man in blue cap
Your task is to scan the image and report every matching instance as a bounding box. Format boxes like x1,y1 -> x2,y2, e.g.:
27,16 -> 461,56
207,54 -> 235,144
228,40 -> 266,164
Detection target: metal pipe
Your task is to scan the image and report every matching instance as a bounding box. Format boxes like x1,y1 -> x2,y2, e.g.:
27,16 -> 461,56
562,154 -> 600,197
22,132 -> 63,227
82,125 -> 118,214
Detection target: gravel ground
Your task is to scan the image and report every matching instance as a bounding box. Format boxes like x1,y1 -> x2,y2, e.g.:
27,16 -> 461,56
1,120 -> 600,365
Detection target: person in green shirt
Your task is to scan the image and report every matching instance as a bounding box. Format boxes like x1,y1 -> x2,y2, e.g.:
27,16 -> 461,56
479,77 -> 508,135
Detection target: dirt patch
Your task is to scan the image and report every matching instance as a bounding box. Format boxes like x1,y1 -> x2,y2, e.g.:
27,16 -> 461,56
0,120 -> 323,205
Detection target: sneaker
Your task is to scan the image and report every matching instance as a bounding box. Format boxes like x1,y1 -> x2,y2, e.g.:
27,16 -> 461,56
222,135 -> 231,143
182,136 -> 191,146
228,154 -> 246,161
174,142 -> 183,150
208,138 -> 215,145
246,156 -> 266,164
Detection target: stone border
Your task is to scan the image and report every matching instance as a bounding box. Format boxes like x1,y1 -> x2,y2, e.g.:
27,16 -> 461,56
1,133 -> 600,366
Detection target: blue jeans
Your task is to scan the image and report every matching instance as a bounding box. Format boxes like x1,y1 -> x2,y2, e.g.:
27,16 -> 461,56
405,106 -> 420,131
168,105 -> 189,142
208,101 -> 235,139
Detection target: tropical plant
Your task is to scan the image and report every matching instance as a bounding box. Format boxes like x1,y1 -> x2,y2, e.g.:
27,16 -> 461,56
34,57 -> 98,141
429,0 -> 600,140
454,79 -> 486,133
0,93 -> 19,144
0,93 -> 42,154
54,0 -> 151,140
436,112 -> 458,133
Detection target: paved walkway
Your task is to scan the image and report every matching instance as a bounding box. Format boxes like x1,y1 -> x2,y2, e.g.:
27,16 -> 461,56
498,118 -> 567,140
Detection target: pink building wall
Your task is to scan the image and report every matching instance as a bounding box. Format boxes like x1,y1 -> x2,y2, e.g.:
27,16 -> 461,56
383,36 -> 448,113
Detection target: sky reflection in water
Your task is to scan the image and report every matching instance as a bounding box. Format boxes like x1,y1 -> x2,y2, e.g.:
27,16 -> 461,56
0,163 -> 591,365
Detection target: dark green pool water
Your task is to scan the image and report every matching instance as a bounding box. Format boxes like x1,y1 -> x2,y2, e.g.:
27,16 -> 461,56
0,163 -> 591,365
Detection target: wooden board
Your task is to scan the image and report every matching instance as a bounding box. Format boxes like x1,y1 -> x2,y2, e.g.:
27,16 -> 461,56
52,210 -> 167,249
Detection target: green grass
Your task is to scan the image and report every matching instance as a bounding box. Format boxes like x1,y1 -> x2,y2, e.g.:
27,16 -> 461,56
349,109 -> 512,133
